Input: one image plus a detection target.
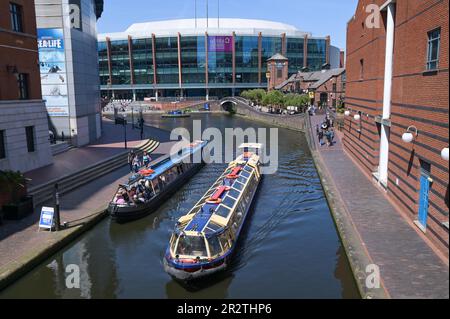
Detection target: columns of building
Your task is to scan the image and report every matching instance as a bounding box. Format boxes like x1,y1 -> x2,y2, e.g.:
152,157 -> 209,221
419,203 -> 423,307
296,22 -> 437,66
106,37 -> 113,98
258,32 -> 262,84
303,34 -> 308,69
232,31 -> 236,97
177,32 -> 183,99
378,2 -> 396,185
127,35 -> 136,101
205,32 -> 209,100
151,33 -> 158,101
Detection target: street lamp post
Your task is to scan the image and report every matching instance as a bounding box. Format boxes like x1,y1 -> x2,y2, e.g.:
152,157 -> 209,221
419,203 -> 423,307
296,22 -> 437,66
123,114 -> 128,149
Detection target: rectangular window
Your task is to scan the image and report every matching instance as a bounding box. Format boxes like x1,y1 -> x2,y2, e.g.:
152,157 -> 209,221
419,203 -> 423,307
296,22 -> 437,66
10,2 -> 23,32
0,130 -> 6,159
426,28 -> 441,70
332,83 -> 337,92
25,126 -> 35,153
18,73 -> 29,99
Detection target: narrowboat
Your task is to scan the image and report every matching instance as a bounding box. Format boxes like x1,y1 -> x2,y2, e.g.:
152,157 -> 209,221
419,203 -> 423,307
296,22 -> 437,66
161,110 -> 191,118
164,143 -> 263,281
108,140 -> 208,223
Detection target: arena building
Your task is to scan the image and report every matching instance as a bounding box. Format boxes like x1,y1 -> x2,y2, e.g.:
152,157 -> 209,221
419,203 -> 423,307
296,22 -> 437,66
98,18 -> 341,100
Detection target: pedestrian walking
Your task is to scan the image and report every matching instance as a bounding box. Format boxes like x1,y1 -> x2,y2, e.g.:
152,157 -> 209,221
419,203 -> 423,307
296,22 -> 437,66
318,129 -> 324,146
127,151 -> 135,172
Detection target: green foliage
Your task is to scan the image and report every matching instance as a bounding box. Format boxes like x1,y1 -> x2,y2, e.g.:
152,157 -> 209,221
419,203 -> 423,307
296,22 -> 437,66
241,89 -> 310,111
0,170 -> 26,203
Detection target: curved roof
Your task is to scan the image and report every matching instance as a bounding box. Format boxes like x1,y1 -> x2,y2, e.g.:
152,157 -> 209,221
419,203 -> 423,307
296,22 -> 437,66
98,18 -> 313,41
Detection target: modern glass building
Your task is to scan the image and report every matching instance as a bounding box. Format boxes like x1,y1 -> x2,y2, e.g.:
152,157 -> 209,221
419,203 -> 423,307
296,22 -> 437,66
98,18 -> 339,100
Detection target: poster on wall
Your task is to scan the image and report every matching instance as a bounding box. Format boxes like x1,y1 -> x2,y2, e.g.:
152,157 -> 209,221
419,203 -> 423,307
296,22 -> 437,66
37,28 -> 69,117
208,36 -> 233,53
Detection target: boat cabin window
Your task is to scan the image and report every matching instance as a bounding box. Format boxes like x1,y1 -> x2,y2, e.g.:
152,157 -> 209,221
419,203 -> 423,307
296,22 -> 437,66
215,204 -> 231,218
176,235 -> 207,257
241,170 -> 251,179
237,176 -> 247,185
219,230 -> 233,250
207,236 -> 223,257
222,196 -> 236,209
244,165 -> 253,173
232,181 -> 244,191
227,188 -> 241,200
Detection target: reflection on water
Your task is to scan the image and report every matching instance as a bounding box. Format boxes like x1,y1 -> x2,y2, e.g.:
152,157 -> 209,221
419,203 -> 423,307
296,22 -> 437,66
0,114 -> 359,299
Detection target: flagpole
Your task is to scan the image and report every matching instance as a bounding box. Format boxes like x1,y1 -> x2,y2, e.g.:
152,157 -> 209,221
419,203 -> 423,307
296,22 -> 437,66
195,0 -> 197,28
217,0 -> 220,28
206,0 -> 209,29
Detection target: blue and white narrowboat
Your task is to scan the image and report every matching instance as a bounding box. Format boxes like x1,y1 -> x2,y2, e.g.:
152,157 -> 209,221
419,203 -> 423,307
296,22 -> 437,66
108,140 -> 208,223
164,143 -> 263,280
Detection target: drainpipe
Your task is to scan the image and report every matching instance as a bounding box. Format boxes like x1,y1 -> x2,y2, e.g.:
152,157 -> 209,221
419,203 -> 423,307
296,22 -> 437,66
378,2 -> 395,185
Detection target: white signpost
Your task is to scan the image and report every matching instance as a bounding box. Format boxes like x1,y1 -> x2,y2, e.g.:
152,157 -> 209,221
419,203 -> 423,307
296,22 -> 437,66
39,206 -> 55,231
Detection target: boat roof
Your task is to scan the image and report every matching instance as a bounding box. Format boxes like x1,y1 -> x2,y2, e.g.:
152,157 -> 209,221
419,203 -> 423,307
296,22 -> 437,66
178,151 -> 260,237
239,143 -> 264,150
145,140 -> 206,181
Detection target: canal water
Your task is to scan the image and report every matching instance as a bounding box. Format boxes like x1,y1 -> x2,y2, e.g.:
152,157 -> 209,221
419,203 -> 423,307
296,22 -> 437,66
0,114 -> 359,299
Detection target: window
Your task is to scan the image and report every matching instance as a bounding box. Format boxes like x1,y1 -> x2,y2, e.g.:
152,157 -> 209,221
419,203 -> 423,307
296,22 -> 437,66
426,28 -> 441,70
277,68 -> 283,79
359,59 -> 364,79
176,235 -> 207,257
207,236 -> 223,257
18,73 -> 29,99
10,3 -> 23,32
332,83 -> 337,92
25,126 -> 35,153
0,130 -> 6,159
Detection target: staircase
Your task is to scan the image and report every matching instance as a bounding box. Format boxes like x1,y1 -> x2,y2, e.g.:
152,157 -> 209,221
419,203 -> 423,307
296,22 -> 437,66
28,139 -> 160,208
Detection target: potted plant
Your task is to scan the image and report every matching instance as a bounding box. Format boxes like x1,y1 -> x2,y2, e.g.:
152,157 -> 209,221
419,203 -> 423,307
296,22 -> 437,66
0,170 -> 33,220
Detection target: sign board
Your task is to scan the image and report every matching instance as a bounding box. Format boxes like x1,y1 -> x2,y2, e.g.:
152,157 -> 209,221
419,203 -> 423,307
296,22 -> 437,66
309,91 -> 315,99
39,206 -> 55,230
37,28 -> 69,117
208,36 -> 233,53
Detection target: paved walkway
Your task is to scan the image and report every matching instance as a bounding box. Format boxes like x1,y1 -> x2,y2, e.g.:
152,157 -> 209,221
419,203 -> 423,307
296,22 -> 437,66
25,118 -> 169,188
310,114 -> 449,299
0,120 -> 177,288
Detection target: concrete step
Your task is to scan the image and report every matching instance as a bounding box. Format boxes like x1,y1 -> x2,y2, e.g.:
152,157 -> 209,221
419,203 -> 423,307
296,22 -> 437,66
50,142 -> 74,156
29,139 -> 160,207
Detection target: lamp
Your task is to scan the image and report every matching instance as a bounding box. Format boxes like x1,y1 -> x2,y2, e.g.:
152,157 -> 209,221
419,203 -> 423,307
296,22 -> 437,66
354,113 -> 361,121
344,110 -> 351,116
441,147 -> 449,161
402,126 -> 418,144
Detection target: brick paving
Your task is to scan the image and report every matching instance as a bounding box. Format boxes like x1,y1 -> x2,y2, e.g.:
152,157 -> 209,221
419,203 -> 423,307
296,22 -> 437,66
310,113 -> 449,299
0,120 -> 176,283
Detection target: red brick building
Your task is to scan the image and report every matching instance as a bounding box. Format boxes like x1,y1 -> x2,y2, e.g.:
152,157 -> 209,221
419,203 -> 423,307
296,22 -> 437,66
276,68 -> 346,109
0,0 -> 53,174
344,0 -> 449,255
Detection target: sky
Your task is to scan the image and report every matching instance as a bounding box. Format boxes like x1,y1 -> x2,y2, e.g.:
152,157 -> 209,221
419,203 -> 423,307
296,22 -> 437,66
97,0 -> 359,50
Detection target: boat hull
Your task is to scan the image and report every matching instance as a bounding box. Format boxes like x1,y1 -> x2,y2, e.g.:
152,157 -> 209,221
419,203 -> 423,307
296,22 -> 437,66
164,175 -> 262,281
108,162 -> 204,223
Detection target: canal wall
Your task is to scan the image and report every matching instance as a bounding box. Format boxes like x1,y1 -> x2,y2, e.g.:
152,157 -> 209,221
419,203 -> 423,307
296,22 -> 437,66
221,98 -> 307,132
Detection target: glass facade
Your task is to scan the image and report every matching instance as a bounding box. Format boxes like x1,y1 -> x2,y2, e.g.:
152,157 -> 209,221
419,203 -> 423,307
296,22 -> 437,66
180,36 -> 206,84
261,37 -> 282,83
208,36 -> 233,84
98,41 -> 109,85
155,37 -> 179,84
132,38 -> 153,84
307,38 -> 327,71
98,33 -> 328,96
110,40 -> 131,85
286,37 -> 304,75
235,36 -> 259,84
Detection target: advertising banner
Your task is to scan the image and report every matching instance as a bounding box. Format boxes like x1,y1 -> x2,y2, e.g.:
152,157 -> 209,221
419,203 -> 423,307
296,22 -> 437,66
38,28 -> 69,117
208,36 -> 233,53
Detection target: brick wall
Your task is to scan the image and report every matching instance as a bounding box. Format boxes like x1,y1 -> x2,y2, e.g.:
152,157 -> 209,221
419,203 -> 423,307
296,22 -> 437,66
0,0 -> 41,101
345,0 -> 449,256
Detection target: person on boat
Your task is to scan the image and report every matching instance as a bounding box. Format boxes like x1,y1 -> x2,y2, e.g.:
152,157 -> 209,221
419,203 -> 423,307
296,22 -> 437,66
142,151 -> 151,167
132,156 -> 141,173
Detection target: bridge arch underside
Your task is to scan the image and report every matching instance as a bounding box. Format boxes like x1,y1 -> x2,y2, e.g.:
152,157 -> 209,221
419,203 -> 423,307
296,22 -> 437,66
220,101 -> 237,113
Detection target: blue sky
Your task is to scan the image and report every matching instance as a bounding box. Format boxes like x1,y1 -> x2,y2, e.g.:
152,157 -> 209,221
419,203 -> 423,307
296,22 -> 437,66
98,0 -> 359,50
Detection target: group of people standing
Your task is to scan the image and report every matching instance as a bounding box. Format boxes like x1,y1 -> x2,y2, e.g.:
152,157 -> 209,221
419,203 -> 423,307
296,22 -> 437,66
128,150 -> 152,173
316,112 -> 335,147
